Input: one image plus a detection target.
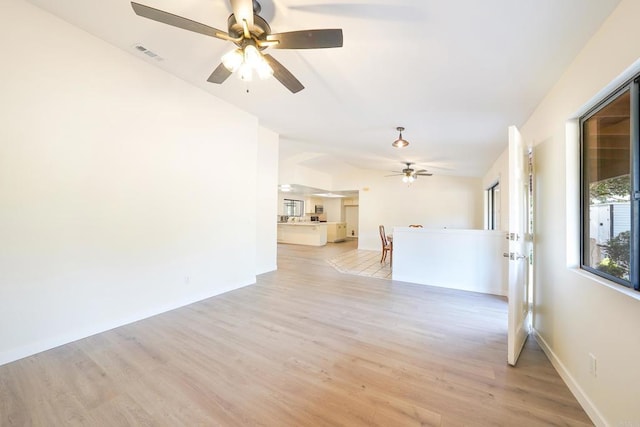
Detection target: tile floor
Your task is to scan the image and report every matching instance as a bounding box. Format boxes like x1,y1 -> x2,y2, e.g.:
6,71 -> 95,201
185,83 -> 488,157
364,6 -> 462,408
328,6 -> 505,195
326,248 -> 392,279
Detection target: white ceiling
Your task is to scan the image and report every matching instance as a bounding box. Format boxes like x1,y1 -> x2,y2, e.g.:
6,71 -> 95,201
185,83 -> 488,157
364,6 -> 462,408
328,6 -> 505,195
26,0 -> 621,177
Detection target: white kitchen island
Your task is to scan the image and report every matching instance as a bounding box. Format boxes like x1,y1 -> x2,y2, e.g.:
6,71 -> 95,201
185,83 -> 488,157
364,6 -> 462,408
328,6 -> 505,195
277,223 -> 328,246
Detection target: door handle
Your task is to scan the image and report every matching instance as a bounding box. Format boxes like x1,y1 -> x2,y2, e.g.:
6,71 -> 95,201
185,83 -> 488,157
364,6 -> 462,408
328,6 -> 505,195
503,252 -> 527,260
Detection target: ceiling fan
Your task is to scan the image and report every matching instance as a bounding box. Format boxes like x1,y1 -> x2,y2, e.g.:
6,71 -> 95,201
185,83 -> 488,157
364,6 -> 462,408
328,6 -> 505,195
130,0 -> 343,93
386,162 -> 433,183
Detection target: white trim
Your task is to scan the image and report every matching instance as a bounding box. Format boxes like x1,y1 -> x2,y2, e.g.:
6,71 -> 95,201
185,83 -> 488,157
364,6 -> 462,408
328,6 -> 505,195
565,120 -> 581,268
0,280 -> 256,367
256,263 -> 277,275
533,329 -> 606,427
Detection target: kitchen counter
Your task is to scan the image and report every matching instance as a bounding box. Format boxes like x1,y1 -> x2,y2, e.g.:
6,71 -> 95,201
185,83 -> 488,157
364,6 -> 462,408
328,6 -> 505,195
277,223 -> 327,246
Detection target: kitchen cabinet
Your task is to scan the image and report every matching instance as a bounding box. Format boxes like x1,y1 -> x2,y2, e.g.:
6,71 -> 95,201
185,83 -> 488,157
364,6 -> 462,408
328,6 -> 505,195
304,197 -> 321,213
326,222 -> 347,242
278,223 -> 327,246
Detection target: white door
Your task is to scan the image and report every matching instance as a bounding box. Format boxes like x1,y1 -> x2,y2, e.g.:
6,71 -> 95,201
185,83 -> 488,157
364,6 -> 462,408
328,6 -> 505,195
345,206 -> 359,237
507,125 -> 532,366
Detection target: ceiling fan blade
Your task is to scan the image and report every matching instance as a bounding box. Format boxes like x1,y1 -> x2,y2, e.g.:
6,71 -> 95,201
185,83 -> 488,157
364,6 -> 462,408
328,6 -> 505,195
416,173 -> 433,176
207,63 -> 233,84
131,2 -> 229,40
385,174 -> 403,177
267,29 -> 343,49
414,169 -> 428,173
263,54 -> 304,93
230,0 -> 254,30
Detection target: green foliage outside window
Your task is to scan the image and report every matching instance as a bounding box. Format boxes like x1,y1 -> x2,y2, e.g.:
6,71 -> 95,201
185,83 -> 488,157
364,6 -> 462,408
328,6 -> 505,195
590,175 -> 631,204
597,230 -> 630,279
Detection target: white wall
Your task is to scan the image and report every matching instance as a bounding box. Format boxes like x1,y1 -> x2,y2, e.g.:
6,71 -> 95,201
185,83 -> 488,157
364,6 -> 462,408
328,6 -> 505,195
0,1 -> 275,365
278,162 -> 333,191
335,170 -> 483,250
323,197 -> 343,222
393,228 -> 507,296
256,127 -> 278,274
512,0 -> 640,423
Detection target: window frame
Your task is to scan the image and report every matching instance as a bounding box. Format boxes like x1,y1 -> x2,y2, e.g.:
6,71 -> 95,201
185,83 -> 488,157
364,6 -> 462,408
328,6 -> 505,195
485,181 -> 500,230
579,77 -> 640,291
283,198 -> 304,217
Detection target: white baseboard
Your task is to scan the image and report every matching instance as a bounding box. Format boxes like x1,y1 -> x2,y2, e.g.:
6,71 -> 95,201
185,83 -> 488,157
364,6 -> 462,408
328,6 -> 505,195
532,328 -> 606,427
392,274 -> 507,297
0,279 -> 256,367
256,263 -> 277,275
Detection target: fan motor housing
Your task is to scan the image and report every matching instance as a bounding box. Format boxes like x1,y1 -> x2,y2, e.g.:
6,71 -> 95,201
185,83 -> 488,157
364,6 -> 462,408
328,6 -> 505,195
227,14 -> 271,48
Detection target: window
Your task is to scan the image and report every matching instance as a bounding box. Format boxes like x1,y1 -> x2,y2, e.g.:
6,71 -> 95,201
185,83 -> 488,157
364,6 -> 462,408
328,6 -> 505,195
486,182 -> 501,230
283,199 -> 304,217
581,78 -> 639,290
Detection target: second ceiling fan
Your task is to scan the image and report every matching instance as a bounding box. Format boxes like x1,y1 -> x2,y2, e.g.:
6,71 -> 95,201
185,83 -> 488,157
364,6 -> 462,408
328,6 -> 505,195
387,162 -> 433,183
131,0 -> 343,93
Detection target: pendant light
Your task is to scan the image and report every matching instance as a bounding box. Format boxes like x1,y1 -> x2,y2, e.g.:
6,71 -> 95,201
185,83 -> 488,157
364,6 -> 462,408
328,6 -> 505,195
392,126 -> 409,148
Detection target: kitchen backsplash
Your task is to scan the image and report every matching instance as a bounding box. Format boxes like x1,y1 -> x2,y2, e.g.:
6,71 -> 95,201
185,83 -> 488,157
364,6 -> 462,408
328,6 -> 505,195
278,214 -> 327,223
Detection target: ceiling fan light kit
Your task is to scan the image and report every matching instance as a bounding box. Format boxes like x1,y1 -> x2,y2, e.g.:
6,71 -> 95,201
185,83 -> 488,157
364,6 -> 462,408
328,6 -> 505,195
392,126 -> 409,148
130,0 -> 343,93
222,44 -> 274,81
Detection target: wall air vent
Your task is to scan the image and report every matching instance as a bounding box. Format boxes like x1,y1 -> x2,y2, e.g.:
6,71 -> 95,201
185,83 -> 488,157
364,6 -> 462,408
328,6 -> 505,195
132,44 -> 164,61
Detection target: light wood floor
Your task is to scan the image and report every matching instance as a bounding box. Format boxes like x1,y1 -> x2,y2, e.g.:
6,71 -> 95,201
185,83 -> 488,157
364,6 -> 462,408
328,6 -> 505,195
0,240 -> 592,426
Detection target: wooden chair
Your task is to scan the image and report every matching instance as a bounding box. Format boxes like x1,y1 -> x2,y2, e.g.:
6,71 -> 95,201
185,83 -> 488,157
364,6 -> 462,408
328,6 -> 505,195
379,225 -> 392,267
